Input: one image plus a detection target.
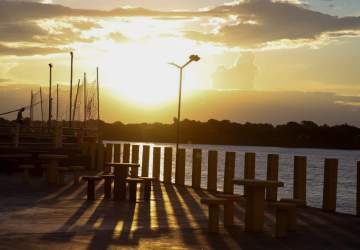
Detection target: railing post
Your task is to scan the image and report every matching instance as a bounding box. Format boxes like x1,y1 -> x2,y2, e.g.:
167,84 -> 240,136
142,145 -> 150,177
163,147 -> 173,183
113,144 -> 121,163
131,145 -> 139,177
105,144 -> 113,163
244,152 -> 255,197
207,150 -> 218,192
152,147 -> 161,179
123,143 -> 130,163
96,143 -> 104,171
14,125 -> 20,148
223,152 -> 235,194
104,143 -> 113,173
293,156 -> 307,205
89,142 -> 96,170
357,161 -> 360,217
266,154 -> 279,201
323,158 -> 338,212
175,148 -> 186,185
192,149 -> 202,189
54,126 -> 63,149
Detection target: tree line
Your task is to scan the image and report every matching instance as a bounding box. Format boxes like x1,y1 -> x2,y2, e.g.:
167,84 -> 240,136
100,119 -> 360,150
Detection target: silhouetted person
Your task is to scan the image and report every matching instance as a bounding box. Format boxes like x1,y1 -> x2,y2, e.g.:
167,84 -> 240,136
16,107 -> 25,126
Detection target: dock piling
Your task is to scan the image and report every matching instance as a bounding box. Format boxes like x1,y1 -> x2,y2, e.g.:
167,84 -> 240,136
163,147 -> 173,183
224,152 -> 236,194
175,148 -> 186,185
323,158 -> 338,212
207,150 -> 218,192
192,149 -> 202,189
152,147 -> 161,179
266,154 -> 279,201
141,145 -> 150,177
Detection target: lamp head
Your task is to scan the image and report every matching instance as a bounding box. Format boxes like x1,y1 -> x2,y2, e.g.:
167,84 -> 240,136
49,63 -> 53,68
189,54 -> 200,62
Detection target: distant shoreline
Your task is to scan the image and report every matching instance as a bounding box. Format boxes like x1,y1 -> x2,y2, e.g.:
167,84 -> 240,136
100,119 -> 360,150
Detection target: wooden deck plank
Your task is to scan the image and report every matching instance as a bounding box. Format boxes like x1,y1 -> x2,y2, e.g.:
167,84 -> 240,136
0,174 -> 359,249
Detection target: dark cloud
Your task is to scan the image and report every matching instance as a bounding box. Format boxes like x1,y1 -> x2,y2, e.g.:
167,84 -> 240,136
0,44 -> 67,56
186,0 -> 360,47
1,0 -> 360,51
0,22 -> 47,42
0,1 -> 163,23
212,53 -> 257,90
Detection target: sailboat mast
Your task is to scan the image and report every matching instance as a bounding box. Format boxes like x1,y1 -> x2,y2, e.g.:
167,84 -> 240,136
56,84 -> 59,121
73,79 -> 80,122
30,90 -> 33,122
48,63 -> 53,129
40,87 -> 44,125
83,73 -> 87,127
69,52 -> 73,127
96,67 -> 100,127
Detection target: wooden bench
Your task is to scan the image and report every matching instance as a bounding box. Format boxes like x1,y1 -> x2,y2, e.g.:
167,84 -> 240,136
139,177 -> 157,200
214,194 -> 244,227
268,201 -> 297,238
19,164 -> 35,184
126,177 -> 144,202
200,197 -> 229,233
101,174 -> 114,199
82,176 -> 102,200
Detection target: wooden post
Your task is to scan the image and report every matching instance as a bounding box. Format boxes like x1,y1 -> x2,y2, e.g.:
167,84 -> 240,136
163,147 -> 173,183
89,142 -> 96,170
97,143 -> 104,171
141,145 -> 150,177
207,150 -> 218,192
175,148 -> 186,185
357,162 -> 360,216
192,149 -> 202,189
54,126 -> 62,149
56,84 -> 59,121
131,145 -> 140,177
293,156 -> 307,205
244,152 -> 255,197
152,147 -> 161,179
223,152 -> 235,194
266,154 -> 279,201
244,185 -> 265,232
103,143 -> 113,173
323,158 -> 338,212
14,125 -> 20,148
105,144 -> 113,163
244,152 -> 256,179
83,72 -> 87,126
113,144 -> 121,163
123,143 -> 130,163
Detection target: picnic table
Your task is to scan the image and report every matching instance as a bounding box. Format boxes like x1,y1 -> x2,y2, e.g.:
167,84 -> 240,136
233,178 -> 284,232
105,163 -> 140,200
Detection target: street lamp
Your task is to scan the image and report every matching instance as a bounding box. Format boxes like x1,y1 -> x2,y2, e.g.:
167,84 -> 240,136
169,54 -> 200,166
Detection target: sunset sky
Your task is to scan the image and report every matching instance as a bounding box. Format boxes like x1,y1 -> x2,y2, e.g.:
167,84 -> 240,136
1,0 -> 360,125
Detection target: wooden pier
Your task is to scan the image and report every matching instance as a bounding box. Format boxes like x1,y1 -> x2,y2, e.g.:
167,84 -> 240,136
0,175 -> 360,249
1,141 -> 360,249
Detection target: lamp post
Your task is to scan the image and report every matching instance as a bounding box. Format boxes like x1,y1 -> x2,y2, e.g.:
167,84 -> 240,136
169,54 -> 200,166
